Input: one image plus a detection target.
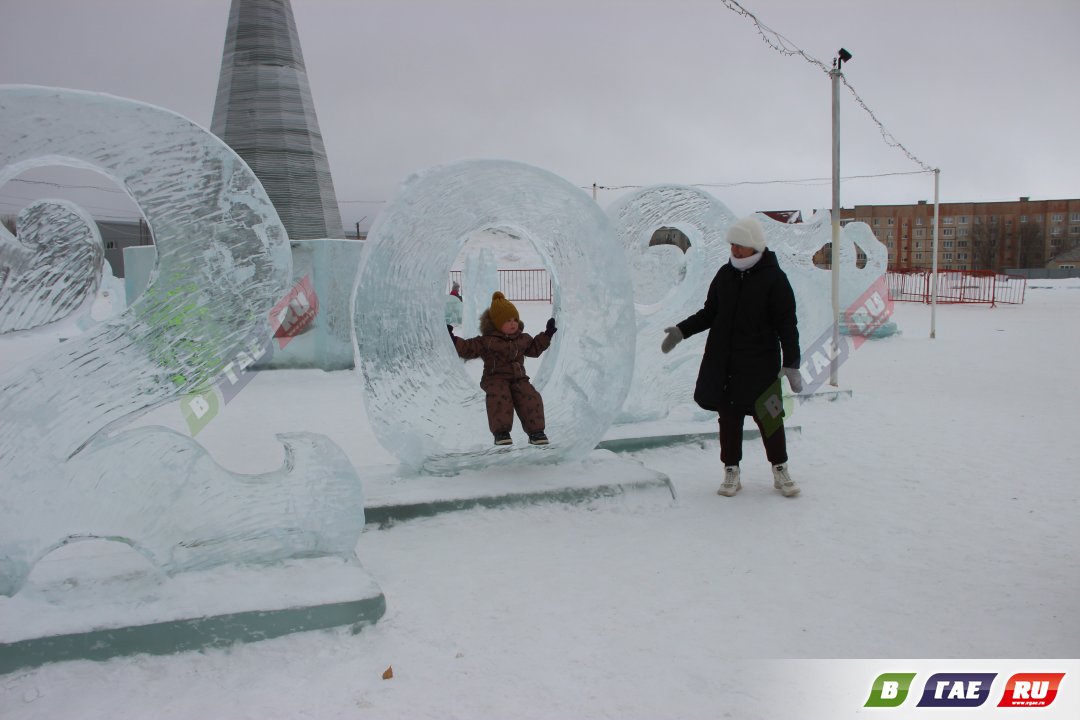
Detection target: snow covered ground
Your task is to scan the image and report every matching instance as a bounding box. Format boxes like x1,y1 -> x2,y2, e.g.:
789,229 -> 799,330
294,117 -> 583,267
2,281 -> 1079,719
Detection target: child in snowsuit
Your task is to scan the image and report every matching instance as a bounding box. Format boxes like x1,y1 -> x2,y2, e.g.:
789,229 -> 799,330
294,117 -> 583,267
449,292 -> 557,446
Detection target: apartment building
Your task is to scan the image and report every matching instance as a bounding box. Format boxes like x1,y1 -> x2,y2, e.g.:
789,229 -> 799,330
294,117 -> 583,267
839,197 -> 1080,272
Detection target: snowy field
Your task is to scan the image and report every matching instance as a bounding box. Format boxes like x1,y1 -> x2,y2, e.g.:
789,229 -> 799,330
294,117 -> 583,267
1,280 -> 1079,719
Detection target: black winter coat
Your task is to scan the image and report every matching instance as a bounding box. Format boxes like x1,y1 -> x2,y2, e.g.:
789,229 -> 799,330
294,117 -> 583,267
677,249 -> 800,412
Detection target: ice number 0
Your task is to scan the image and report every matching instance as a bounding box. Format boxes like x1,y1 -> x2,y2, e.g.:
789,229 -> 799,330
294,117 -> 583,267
353,159 -> 637,474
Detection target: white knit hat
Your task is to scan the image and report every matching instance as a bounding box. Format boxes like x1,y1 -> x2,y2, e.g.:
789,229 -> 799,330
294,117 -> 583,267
726,216 -> 766,252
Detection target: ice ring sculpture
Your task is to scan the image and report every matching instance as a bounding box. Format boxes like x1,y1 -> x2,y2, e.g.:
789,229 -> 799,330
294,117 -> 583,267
0,87 -> 365,597
609,186 -> 737,422
354,159 -> 636,474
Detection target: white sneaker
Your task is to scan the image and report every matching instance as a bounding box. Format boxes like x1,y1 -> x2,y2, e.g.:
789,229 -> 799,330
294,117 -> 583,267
772,463 -> 800,497
718,466 -> 741,496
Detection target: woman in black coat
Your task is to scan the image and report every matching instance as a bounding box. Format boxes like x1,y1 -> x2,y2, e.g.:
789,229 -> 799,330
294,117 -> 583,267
661,216 -> 803,497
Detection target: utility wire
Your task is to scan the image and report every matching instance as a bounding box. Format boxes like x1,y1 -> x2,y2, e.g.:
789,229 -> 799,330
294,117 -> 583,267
3,167 -> 933,220
7,177 -> 128,193
586,169 -> 931,192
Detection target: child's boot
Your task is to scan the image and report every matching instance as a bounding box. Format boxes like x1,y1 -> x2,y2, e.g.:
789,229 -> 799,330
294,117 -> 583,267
493,432 -> 512,446
528,431 -> 549,445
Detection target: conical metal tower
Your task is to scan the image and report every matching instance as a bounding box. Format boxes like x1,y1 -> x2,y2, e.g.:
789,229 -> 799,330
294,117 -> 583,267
212,0 -> 344,239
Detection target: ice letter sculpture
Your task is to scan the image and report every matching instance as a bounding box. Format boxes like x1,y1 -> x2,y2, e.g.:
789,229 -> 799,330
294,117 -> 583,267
0,86 -> 364,597
609,186 -> 736,422
760,211 -> 889,346
0,198 -> 104,332
354,159 -> 636,474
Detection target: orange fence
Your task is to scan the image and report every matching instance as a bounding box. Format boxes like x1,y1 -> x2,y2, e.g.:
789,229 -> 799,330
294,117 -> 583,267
887,269 -> 1026,306
449,269 -> 553,302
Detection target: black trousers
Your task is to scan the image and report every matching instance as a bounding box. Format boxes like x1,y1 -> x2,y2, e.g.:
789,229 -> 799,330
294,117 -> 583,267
717,403 -> 788,467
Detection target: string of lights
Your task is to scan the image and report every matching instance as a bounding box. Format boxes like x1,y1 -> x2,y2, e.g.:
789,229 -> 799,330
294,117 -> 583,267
717,0 -> 935,173
838,75 -> 934,172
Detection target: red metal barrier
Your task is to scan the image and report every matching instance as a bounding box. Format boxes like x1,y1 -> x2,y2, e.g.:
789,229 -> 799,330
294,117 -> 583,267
887,269 -> 1026,306
449,269 -> 553,302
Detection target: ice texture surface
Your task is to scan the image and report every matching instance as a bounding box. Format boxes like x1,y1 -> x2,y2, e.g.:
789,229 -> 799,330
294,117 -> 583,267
1,428 -> 365,597
0,86 -> 363,596
763,212 -> 890,347
0,198 -> 104,332
460,246 -> 498,337
610,186 -> 736,422
0,86 -> 291,471
354,159 -> 635,474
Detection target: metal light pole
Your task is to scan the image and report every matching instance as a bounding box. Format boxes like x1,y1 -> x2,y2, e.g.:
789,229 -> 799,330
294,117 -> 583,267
930,168 -> 940,338
830,48 -> 851,387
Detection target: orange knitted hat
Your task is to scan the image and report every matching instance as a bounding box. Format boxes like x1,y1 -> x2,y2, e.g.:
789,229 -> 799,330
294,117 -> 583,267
488,291 -> 519,329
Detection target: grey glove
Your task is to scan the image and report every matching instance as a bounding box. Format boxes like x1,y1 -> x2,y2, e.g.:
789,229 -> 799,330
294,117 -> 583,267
782,367 -> 804,394
661,326 -> 683,354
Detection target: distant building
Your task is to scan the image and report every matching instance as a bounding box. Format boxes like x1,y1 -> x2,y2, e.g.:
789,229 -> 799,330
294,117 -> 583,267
211,0 -> 345,240
99,219 -> 153,277
1046,245 -> 1080,270
840,197 -> 1080,272
648,226 -> 691,252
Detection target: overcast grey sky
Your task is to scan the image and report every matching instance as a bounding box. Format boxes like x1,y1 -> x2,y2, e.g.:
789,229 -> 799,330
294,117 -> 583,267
2,0 -> 1078,230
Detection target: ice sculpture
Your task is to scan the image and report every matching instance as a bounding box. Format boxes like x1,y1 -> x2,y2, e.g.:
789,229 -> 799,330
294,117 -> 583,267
607,186 -> 890,421
0,85 -> 290,470
0,428 -> 365,597
761,212 -> 890,347
609,186 -> 737,422
0,86 -> 364,597
354,159 -> 636,474
460,246 -> 498,338
0,198 -> 104,332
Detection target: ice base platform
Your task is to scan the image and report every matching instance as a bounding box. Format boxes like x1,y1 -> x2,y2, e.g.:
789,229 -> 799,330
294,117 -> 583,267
363,450 -> 676,528
0,552 -> 384,675
599,390 -> 850,453
599,419 -> 804,454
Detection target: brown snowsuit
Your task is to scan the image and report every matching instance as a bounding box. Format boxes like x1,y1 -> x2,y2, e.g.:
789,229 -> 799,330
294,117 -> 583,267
452,311 -> 552,434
